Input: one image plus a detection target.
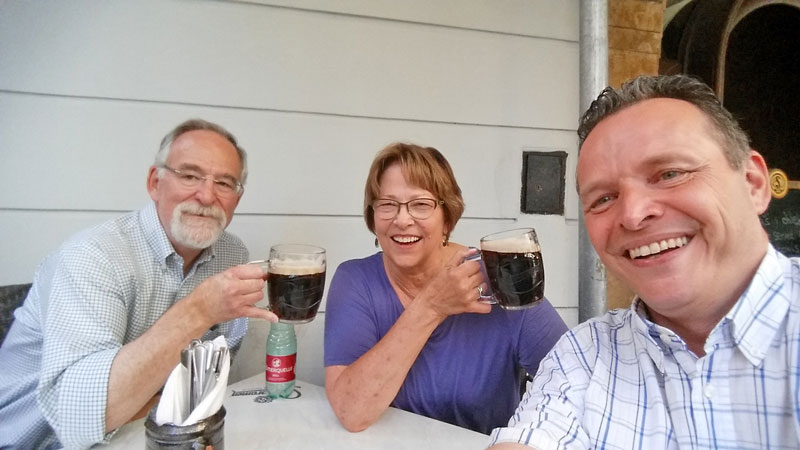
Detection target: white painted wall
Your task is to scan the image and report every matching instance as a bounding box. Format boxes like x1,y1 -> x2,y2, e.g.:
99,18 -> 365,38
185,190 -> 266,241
0,0 -> 580,386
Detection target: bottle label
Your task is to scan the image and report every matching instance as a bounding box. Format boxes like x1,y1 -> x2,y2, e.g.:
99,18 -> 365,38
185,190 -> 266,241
266,353 -> 296,383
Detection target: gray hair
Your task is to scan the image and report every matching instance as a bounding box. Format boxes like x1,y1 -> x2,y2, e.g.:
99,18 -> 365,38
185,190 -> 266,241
155,118 -> 248,185
577,74 -> 751,169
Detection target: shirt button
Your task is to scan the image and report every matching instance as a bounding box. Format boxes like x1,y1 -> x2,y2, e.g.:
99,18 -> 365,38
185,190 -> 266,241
704,384 -> 715,399
659,333 -> 671,344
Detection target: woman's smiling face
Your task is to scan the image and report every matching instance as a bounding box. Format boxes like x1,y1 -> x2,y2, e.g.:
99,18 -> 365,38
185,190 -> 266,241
374,163 -> 447,274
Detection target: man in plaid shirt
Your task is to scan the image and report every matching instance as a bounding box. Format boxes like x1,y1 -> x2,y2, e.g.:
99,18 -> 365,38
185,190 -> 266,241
490,75 -> 800,449
0,119 -> 277,449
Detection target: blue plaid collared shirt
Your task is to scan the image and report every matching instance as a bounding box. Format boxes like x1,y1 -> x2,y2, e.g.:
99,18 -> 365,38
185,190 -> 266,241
490,245 -> 800,449
0,202 -> 249,449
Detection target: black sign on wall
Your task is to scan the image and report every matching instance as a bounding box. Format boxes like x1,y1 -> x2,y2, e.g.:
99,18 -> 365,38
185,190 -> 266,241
761,190 -> 800,257
521,150 -> 567,215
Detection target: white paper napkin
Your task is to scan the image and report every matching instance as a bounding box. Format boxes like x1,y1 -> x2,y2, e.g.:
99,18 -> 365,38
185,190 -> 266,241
155,363 -> 189,425
155,336 -> 230,426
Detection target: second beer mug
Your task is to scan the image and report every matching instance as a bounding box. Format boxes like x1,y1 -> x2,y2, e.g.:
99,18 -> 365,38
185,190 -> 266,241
479,228 -> 544,310
266,244 -> 326,324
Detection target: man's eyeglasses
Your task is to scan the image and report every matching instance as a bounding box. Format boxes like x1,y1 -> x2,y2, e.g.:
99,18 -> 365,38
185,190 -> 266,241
371,198 -> 443,220
159,166 -> 244,196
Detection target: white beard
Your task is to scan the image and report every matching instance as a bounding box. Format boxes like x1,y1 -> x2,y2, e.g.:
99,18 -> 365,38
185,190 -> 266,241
170,201 -> 227,250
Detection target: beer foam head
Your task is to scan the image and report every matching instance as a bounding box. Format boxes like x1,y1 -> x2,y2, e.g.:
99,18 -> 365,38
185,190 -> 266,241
269,258 -> 325,276
481,233 -> 540,253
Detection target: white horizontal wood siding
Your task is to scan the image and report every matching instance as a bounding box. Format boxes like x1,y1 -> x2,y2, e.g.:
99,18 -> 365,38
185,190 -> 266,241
0,0 -> 580,385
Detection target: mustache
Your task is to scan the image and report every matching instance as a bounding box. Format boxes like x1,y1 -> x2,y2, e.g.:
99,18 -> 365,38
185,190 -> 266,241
175,202 -> 226,224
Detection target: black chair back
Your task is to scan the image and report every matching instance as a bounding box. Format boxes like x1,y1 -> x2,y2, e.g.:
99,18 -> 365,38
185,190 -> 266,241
0,283 -> 32,346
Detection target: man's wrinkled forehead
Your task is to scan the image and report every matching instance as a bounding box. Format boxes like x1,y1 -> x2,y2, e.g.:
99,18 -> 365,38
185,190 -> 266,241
576,98 -> 721,194
168,130 -> 243,174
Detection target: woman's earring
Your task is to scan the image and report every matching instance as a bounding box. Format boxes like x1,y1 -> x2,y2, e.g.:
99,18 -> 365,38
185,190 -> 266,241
375,237 -> 379,248
442,235 -> 449,247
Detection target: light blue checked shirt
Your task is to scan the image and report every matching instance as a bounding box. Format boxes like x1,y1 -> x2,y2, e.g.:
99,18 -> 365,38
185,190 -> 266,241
0,202 -> 249,450
490,245 -> 800,449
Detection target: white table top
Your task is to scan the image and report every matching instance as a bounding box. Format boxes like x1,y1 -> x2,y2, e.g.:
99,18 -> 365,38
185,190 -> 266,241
108,374 -> 488,449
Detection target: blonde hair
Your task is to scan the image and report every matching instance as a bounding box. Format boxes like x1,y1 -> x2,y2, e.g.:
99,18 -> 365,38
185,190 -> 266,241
363,143 -> 465,242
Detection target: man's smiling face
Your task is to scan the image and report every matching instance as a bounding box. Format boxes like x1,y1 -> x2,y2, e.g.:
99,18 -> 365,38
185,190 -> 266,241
577,98 -> 771,319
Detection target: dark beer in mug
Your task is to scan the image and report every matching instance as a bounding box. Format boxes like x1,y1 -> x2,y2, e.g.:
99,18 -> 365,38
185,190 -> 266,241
481,250 -> 544,309
268,266 -> 326,324
480,228 -> 544,310
266,244 -> 327,324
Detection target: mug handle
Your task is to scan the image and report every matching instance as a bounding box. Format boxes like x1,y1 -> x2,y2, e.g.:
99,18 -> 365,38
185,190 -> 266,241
247,260 -> 271,310
248,259 -> 270,274
463,248 -> 496,304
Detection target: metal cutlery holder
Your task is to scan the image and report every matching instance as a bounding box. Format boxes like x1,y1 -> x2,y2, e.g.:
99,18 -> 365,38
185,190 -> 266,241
145,405 -> 225,450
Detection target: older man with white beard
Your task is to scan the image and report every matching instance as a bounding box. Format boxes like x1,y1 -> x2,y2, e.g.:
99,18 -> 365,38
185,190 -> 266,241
0,119 -> 277,450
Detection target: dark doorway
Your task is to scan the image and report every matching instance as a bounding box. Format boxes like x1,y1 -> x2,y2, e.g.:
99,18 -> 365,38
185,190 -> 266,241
663,1 -> 800,256
724,5 -> 800,256
724,5 -> 800,176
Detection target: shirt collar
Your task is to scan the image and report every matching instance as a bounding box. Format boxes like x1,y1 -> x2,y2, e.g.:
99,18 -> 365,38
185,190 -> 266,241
631,299 -> 668,373
723,244 -> 788,366
140,201 -> 175,265
632,244 -> 787,369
